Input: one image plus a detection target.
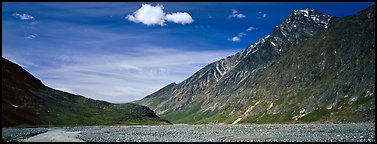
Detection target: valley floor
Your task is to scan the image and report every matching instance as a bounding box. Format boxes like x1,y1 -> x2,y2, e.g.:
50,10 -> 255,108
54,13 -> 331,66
2,123 -> 375,142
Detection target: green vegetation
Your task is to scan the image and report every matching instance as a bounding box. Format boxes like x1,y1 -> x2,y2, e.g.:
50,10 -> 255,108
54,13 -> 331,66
352,95 -> 374,108
4,87 -> 172,127
193,113 -> 235,124
239,112 -> 294,124
160,102 -> 212,124
298,109 -> 331,122
3,57 -> 172,128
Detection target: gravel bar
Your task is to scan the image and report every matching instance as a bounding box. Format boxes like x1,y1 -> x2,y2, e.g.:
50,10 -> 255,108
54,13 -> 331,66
2,127 -> 49,142
2,123 -> 374,142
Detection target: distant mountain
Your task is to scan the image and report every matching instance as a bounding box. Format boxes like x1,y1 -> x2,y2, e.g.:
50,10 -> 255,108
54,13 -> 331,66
135,5 -> 375,124
2,58 -> 171,127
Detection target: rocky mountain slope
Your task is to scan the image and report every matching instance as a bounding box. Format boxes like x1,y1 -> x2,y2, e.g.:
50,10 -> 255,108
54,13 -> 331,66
135,5 -> 375,124
2,58 -> 171,127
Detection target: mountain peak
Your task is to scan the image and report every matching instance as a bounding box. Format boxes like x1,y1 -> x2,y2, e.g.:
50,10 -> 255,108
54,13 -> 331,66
293,8 -> 315,15
286,8 -> 333,29
239,8 -> 335,58
136,5 -> 375,124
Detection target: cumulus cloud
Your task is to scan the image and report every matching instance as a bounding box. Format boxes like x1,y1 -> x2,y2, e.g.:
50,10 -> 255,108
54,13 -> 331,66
12,13 -> 35,20
229,9 -> 245,19
126,4 -> 166,26
165,12 -> 194,24
126,4 -> 194,26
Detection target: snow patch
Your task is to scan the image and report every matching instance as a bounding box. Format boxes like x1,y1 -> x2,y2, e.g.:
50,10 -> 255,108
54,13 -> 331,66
267,103 -> 274,111
310,14 -> 320,22
292,108 -> 307,120
171,89 -> 177,95
215,66 -> 223,75
245,38 -> 266,56
294,8 -> 332,29
10,104 -> 19,108
232,118 -> 243,124
280,29 -> 287,38
251,49 -> 258,54
215,61 -> 226,77
321,17 -> 332,29
245,101 -> 260,114
270,41 -> 276,47
295,8 -> 311,17
213,70 -> 219,82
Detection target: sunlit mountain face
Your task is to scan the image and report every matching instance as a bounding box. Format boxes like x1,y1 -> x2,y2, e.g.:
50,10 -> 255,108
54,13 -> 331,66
135,4 -> 375,124
2,2 -> 373,103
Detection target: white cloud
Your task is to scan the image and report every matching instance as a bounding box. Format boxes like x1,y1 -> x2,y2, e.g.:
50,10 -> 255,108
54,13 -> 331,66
257,11 -> 267,19
230,32 -> 246,42
238,32 -> 246,37
208,15 -> 213,19
246,26 -> 255,31
126,4 -> 194,26
10,47 -> 237,103
12,13 -> 35,20
126,4 -> 166,26
229,9 -> 245,19
165,12 -> 194,25
229,26 -> 257,42
25,34 -> 38,39
230,36 -> 240,42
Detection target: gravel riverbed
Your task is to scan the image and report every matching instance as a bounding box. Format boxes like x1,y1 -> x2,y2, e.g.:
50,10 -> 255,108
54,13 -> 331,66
2,123 -> 375,142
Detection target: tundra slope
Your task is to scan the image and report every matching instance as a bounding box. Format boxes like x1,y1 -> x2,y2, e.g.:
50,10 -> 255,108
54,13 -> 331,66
2,58 -> 171,127
135,5 -> 375,124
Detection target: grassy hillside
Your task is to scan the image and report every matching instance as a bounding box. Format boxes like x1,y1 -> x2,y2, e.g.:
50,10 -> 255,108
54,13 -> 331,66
2,58 -> 172,127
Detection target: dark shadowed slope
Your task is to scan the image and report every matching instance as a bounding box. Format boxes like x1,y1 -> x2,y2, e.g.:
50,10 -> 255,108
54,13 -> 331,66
135,5 -> 375,124
2,58 -> 171,127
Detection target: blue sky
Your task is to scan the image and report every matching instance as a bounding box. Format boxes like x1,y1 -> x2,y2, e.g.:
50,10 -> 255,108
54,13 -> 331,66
2,2 -> 374,103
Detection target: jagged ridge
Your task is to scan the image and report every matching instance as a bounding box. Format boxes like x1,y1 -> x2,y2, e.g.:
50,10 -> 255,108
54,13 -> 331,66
136,8 -> 336,114
135,6 -> 374,124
